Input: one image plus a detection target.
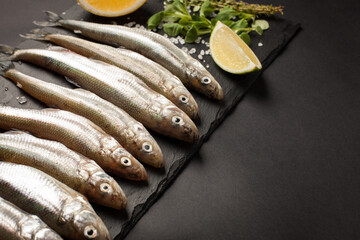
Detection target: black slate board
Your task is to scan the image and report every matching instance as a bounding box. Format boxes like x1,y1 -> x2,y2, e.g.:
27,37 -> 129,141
0,1 -> 300,239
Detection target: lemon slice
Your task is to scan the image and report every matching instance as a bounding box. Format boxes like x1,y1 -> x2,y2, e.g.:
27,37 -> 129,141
210,21 -> 262,74
77,0 -> 147,17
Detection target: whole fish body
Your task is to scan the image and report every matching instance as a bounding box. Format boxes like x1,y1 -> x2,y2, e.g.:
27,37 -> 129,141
0,196 -> 62,240
0,162 -> 111,240
0,131 -> 127,210
0,46 -> 199,143
22,31 -> 199,120
4,67 -> 164,168
0,106 -> 147,181
35,11 -> 224,100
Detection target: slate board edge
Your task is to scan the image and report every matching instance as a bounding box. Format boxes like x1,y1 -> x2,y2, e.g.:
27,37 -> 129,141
114,22 -> 302,240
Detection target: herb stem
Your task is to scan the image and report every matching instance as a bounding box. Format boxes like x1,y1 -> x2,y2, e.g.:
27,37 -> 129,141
187,0 -> 284,16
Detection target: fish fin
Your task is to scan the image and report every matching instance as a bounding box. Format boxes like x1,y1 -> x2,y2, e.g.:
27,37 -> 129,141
47,45 -> 67,51
0,44 -> 17,56
33,11 -> 62,27
64,76 -> 82,88
20,29 -> 50,41
4,130 -> 30,136
0,61 -> 15,76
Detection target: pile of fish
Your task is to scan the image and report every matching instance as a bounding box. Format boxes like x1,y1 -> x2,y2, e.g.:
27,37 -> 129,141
0,11 -> 223,239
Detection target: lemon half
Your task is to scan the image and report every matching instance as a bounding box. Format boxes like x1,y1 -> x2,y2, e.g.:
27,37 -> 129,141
77,0 -> 147,17
210,21 -> 262,74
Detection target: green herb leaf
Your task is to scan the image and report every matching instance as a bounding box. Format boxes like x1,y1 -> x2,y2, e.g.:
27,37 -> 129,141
254,26 -> 263,35
252,19 -> 269,30
214,6 -> 239,22
179,15 -> 192,25
165,0 -> 189,15
239,32 -> 251,45
147,11 -> 164,29
200,0 -> 214,18
193,5 -> 200,12
185,25 -> 198,43
164,23 -> 185,37
230,19 -> 248,29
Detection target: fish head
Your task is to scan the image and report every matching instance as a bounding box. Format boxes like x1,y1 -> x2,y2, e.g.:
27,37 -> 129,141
171,84 -> 199,120
61,197 -> 111,240
130,123 -> 164,168
160,105 -> 199,143
73,209 -> 111,240
22,215 -> 62,240
85,169 -> 127,210
100,136 -> 148,181
186,59 -> 224,100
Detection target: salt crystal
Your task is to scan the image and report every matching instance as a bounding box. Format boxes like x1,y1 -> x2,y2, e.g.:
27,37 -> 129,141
195,37 -> 201,44
206,64 -> 210,68
181,47 -> 189,53
179,38 -> 185,45
198,54 -> 203,60
62,12 -> 66,15
205,50 -> 211,55
188,48 -> 196,54
201,40 -> 205,44
163,34 -> 168,38
258,42 -> 264,47
16,96 -> 27,105
200,50 -> 205,55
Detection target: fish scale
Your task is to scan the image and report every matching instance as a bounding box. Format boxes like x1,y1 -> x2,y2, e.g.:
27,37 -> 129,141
0,45 -> 199,142
0,131 -> 127,210
3,68 -> 163,167
0,162 -> 111,240
0,106 -> 147,181
34,12 -> 223,100
0,196 -> 63,240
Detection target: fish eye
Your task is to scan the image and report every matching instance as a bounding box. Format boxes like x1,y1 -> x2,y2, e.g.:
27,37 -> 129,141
172,116 -> 183,125
179,95 -> 189,103
84,225 -> 97,239
100,183 -> 111,193
142,142 -> 152,153
201,77 -> 211,85
121,157 -> 132,167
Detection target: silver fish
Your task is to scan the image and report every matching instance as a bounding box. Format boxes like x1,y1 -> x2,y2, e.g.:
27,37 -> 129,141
0,106 -> 147,181
0,131 -> 127,210
0,46 -> 199,142
0,162 -> 111,240
3,66 -> 164,168
0,196 -> 62,240
34,11 -> 224,100
21,30 -> 199,119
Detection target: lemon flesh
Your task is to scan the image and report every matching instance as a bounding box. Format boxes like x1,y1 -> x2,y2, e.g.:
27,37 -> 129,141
210,21 -> 262,74
77,0 -> 147,17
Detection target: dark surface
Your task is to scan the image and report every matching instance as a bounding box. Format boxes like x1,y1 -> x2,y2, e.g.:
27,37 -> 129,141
0,1 -> 359,240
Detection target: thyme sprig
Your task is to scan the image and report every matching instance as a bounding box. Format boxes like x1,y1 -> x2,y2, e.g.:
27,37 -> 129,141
187,0 -> 284,16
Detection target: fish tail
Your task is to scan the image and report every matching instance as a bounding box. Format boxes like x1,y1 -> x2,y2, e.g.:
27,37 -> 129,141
0,61 -> 15,76
20,29 -> 49,41
33,11 -> 62,27
0,44 -> 16,64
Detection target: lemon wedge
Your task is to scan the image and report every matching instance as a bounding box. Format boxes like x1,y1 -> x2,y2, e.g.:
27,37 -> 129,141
210,21 -> 262,74
77,0 -> 147,17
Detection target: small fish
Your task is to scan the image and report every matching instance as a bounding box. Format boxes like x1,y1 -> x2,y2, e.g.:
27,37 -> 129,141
34,11 -> 224,100
0,106 -> 147,181
21,30 -> 199,120
3,65 -> 164,168
0,131 -> 127,210
0,162 -> 111,240
0,45 -> 199,142
0,196 -> 63,240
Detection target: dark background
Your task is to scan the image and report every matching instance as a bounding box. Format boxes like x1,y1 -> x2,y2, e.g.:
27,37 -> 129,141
0,0 -> 359,240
